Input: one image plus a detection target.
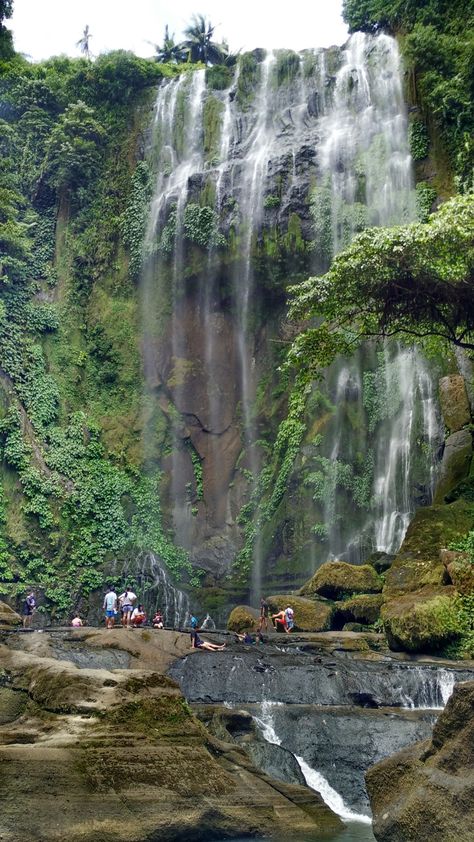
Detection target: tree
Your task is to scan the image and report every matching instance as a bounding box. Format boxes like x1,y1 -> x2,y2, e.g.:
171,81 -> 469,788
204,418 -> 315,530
288,194 -> 474,380
182,14 -> 227,65
76,25 -> 92,60
151,25 -> 187,64
45,101 -> 105,195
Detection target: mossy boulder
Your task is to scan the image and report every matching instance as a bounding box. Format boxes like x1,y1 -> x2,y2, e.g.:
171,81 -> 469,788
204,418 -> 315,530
381,586 -> 460,653
227,605 -> 260,633
440,549 -> 474,595
0,601 -> 22,628
300,561 -> 383,600
266,594 -> 334,631
433,429 -> 473,503
439,374 -> 471,433
367,681 -> 474,842
383,499 -> 474,598
334,594 -> 384,627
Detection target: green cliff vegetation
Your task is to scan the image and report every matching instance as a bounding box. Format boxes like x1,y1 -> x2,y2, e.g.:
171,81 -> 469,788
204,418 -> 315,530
0,46 -> 198,614
342,0 -> 474,189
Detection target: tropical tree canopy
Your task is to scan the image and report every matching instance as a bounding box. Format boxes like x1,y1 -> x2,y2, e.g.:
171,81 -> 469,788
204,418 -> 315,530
288,194 -> 474,380
182,14 -> 227,65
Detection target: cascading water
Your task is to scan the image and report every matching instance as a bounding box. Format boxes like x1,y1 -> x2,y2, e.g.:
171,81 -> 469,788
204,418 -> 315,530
140,32 -> 442,606
113,551 -> 190,628
254,700 -> 371,824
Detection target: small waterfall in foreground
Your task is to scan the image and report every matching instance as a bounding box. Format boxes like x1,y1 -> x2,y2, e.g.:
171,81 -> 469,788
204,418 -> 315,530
254,700 -> 372,824
113,552 -> 190,628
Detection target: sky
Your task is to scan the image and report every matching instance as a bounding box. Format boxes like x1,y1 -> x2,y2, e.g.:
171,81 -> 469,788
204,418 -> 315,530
10,0 -> 349,62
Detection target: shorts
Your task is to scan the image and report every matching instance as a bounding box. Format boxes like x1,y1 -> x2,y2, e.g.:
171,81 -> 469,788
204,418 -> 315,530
105,609 -> 115,618
286,620 -> 294,630
122,604 -> 133,614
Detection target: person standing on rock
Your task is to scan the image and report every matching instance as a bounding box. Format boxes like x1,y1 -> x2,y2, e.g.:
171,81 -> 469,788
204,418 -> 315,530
259,597 -> 270,631
103,586 -> 117,629
285,605 -> 295,633
22,591 -> 36,629
118,586 -> 137,629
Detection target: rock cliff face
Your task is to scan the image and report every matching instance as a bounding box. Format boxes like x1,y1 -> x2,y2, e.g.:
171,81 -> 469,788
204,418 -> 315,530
0,628 -> 342,841
366,680 -> 474,842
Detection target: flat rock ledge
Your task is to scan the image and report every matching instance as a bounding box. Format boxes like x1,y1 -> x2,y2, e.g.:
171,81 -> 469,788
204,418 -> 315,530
0,628 -> 342,842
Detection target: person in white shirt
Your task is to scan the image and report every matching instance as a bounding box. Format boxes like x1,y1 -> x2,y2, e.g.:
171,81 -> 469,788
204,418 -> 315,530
103,587 -> 117,629
118,587 -> 137,628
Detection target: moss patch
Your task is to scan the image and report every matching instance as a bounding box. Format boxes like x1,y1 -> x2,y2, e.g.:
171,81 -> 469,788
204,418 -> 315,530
382,586 -> 460,653
300,562 -> 383,600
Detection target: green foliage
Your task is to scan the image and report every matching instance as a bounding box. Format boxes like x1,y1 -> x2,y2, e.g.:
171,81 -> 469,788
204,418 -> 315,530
236,52 -> 261,109
409,119 -> 429,161
202,95 -> 224,162
205,65 -> 232,90
263,195 -> 281,209
188,441 -> 203,500
183,203 -> 225,249
120,161 -> 152,280
274,50 -> 300,86
415,181 -> 437,221
343,0 -> 474,188
289,194 -> 474,381
45,101 -> 106,195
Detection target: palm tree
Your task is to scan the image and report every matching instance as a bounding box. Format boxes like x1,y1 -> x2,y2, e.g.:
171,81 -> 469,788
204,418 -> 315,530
152,25 -> 187,64
76,25 -> 92,60
182,14 -> 227,65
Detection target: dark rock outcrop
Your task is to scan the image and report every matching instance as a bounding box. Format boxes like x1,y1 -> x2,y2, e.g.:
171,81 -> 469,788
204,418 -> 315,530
439,374 -> 471,433
367,680 -> 474,842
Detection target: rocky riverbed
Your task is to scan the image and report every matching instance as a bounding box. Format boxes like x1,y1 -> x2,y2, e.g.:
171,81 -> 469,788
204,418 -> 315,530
0,626 -> 472,841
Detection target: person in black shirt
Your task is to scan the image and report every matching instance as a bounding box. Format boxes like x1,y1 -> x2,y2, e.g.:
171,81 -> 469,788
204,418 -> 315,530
258,597 -> 269,631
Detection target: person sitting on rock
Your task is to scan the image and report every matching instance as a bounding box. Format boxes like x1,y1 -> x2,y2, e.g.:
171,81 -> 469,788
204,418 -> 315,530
235,631 -> 255,644
131,604 -> 147,627
71,615 -> 83,627
190,629 -> 225,651
152,610 -> 164,628
271,609 -> 289,633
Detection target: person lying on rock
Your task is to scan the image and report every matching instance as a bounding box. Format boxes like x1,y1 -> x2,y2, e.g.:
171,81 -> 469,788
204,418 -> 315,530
190,629 -> 226,651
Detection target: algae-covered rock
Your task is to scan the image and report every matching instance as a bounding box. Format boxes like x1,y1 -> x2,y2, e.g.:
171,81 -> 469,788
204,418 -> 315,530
367,680 -> 474,842
334,593 -> 384,627
0,601 -> 22,628
381,586 -> 460,652
300,561 -> 383,600
267,594 -> 334,631
383,499 -> 474,598
440,548 -> 474,595
433,428 -> 473,503
227,604 -> 260,632
439,374 -> 471,433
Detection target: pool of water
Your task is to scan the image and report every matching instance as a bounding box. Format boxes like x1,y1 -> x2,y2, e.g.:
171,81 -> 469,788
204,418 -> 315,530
213,823 -> 376,842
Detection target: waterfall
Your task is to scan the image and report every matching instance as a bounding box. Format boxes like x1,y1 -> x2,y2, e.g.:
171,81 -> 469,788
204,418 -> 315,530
254,700 -> 372,824
113,552 -> 190,628
399,667 -> 456,711
139,32 -> 442,600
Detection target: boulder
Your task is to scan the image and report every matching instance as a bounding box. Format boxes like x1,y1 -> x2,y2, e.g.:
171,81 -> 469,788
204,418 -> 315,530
227,604 -> 260,632
433,428 -> 473,503
366,680 -> 474,842
300,561 -> 383,600
0,600 -> 22,628
383,499 -> 474,598
440,548 -> 474,595
266,594 -> 334,631
334,593 -> 384,627
364,551 -> 395,574
439,374 -> 471,433
381,586 -> 460,652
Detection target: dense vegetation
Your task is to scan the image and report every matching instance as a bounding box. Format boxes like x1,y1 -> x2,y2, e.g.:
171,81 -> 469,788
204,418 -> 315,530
343,0 -> 474,189
0,45 -> 199,615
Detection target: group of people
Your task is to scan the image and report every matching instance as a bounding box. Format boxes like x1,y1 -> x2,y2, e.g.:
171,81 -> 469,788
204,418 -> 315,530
102,585 -> 164,630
